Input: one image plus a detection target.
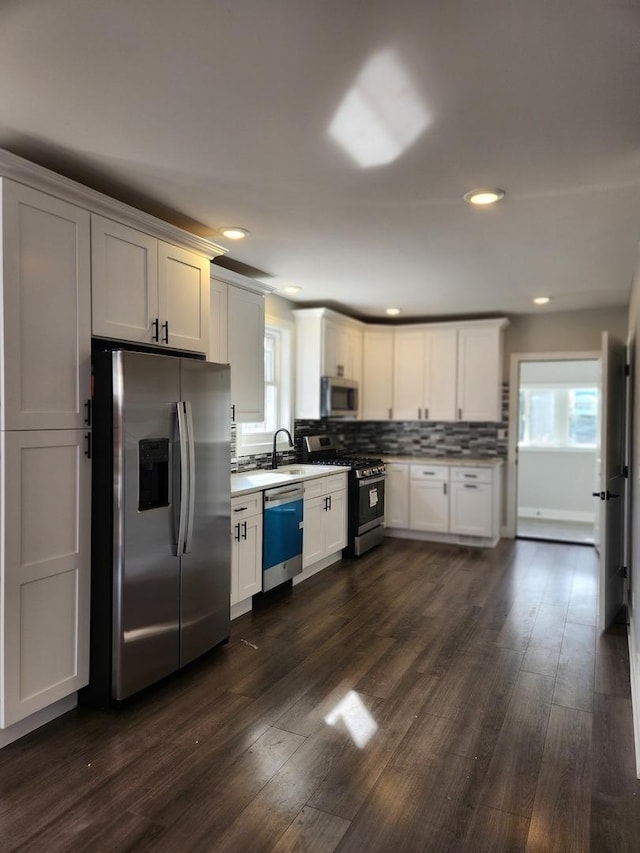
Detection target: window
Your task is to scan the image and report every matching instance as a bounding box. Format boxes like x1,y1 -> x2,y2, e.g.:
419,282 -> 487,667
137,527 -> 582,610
519,384 -> 599,449
236,318 -> 293,456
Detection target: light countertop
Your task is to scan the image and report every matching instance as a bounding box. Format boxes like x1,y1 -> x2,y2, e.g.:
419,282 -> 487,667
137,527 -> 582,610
383,455 -> 504,467
231,463 -> 351,497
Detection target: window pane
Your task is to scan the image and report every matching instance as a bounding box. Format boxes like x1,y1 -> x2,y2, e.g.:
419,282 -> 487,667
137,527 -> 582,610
264,333 -> 276,383
568,388 -> 598,446
529,390 -> 555,444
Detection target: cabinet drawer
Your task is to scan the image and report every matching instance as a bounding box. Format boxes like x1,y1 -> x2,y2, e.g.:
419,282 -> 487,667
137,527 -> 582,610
304,472 -> 348,499
231,492 -> 262,519
451,467 -> 492,485
324,472 -> 347,493
410,464 -> 448,482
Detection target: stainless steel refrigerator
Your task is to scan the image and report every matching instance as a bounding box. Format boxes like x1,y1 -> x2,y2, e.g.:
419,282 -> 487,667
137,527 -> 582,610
83,348 -> 231,705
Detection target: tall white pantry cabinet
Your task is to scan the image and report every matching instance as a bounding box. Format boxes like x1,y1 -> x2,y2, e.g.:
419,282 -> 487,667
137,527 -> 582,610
0,178 -> 92,729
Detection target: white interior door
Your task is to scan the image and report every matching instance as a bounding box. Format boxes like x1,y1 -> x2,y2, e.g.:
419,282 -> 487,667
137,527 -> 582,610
598,331 -> 627,631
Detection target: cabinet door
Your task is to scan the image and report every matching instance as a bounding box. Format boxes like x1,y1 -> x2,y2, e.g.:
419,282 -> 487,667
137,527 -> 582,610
409,479 -> 449,532
91,215 -> 158,346
232,513 -> 263,604
362,330 -> 394,420
158,242 -> 210,353
209,277 -> 229,364
393,330 -> 425,420
456,326 -> 502,421
1,430 -> 90,727
424,328 -> 457,421
228,285 -> 265,422
322,318 -> 340,377
324,488 -> 347,554
1,180 -> 91,431
386,464 -> 410,528
449,482 -> 492,536
303,496 -> 325,568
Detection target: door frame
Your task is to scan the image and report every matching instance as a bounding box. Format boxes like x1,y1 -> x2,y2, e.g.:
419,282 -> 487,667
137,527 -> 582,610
506,350 -> 601,539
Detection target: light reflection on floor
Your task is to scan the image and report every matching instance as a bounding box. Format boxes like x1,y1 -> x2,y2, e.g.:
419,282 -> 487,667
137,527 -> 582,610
324,690 -> 378,748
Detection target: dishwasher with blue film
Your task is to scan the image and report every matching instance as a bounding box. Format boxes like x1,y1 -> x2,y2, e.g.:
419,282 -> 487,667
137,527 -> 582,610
262,483 -> 304,590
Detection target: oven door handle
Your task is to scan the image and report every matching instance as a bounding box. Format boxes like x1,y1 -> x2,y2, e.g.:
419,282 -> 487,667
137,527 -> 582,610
358,475 -> 386,486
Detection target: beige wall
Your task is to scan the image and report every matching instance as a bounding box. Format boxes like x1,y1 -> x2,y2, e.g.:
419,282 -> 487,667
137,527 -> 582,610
504,307 -> 628,380
265,293 -> 296,323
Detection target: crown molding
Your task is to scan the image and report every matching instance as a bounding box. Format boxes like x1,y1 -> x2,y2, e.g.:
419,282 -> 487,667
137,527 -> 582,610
0,148 -> 226,259
210,264 -> 276,295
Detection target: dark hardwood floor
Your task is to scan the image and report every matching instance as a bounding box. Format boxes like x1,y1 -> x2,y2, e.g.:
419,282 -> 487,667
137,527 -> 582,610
2,538 -> 639,852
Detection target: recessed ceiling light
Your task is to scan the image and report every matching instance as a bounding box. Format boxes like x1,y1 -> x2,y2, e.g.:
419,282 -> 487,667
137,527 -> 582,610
533,296 -> 551,305
386,307 -> 401,316
220,226 -> 249,240
464,188 -> 505,206
283,286 -> 301,294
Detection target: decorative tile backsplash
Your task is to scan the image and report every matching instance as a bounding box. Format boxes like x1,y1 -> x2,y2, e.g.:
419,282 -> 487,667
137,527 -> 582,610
231,383 -> 509,472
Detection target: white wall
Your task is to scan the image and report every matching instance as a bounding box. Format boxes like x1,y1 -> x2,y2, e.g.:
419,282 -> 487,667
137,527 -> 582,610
518,449 -> 596,522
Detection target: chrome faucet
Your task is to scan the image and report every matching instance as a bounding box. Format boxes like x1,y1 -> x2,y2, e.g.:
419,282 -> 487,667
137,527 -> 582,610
272,428 -> 294,469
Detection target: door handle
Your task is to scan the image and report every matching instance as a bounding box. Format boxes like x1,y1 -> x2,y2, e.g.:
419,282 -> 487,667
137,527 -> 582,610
242,521 -> 248,540
152,318 -> 159,342
161,320 -> 169,344
176,402 -> 189,556
84,432 -> 92,459
84,399 -> 92,426
592,490 -> 620,500
234,523 -> 241,542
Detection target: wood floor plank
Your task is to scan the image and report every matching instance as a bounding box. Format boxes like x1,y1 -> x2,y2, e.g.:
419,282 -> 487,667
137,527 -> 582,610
478,670 -> 554,818
270,806 -> 350,853
0,538 -> 632,853
552,621 -> 596,712
525,704 -> 592,853
590,692 -> 640,853
461,805 -> 530,852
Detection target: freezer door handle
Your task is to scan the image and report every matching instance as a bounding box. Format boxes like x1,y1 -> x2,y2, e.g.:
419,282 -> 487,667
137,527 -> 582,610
184,401 -> 196,554
176,402 -> 189,556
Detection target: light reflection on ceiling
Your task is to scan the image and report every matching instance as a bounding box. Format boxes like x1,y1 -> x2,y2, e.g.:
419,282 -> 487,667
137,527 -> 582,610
324,689 -> 378,748
328,48 -> 431,168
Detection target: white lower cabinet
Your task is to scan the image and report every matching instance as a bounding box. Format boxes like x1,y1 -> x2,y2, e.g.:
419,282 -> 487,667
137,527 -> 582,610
385,464 -> 410,528
386,462 -> 501,547
230,493 -> 263,606
1,429 -> 91,728
303,474 -> 347,568
409,465 -> 449,532
449,467 -> 493,537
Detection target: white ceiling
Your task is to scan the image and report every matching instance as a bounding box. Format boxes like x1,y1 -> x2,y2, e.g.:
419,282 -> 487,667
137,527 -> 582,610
1,0 -> 639,320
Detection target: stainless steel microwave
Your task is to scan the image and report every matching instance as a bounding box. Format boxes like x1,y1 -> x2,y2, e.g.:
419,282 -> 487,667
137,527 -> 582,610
320,376 -> 358,418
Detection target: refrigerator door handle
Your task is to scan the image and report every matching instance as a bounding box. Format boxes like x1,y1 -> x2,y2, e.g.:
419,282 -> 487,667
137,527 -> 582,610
176,402 -> 189,556
184,401 -> 196,554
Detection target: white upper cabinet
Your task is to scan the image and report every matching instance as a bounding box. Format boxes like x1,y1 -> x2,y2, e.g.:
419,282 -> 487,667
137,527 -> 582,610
1,179 -> 91,431
323,317 -> 362,380
227,283 -> 265,423
158,241 -> 209,353
361,328 -> 394,420
456,324 -> 505,421
294,308 -> 364,419
393,329 -> 425,420
91,215 -> 158,346
370,319 -> 507,423
92,216 -> 210,354
209,276 -> 229,364
424,328 -> 458,421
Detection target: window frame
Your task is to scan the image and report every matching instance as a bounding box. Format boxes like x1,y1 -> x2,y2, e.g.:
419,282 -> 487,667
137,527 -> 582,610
518,381 -> 599,450
235,315 -> 294,457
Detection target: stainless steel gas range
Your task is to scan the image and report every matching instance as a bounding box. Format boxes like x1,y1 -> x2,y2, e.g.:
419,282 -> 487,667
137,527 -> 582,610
302,434 -> 385,557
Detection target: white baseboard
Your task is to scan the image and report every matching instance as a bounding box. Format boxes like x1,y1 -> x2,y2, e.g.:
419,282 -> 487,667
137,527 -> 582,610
230,598 -> 253,620
518,507 -> 595,524
385,529 -> 499,548
293,551 -> 342,586
0,693 -> 77,749
628,617 -> 640,779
